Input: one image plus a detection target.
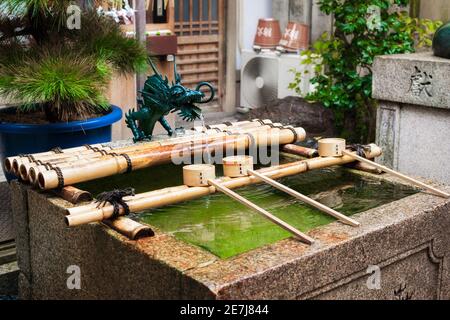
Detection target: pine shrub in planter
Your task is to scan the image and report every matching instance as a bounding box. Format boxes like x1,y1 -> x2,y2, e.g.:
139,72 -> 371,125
0,0 -> 147,178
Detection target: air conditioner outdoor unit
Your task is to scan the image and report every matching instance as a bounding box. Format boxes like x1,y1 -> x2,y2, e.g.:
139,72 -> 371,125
240,49 -> 315,109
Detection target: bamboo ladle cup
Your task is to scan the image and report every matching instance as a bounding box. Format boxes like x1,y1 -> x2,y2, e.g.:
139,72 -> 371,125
318,138 -> 450,199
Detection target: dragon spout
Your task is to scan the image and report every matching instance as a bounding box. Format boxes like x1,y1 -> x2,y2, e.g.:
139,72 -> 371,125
126,58 -> 215,142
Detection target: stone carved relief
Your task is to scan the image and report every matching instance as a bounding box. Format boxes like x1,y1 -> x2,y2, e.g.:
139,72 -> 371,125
394,283 -> 414,300
409,66 -> 433,98
303,240 -> 444,300
376,103 -> 399,169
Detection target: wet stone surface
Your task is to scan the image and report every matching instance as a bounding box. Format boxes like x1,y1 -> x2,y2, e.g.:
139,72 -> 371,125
10,164 -> 450,299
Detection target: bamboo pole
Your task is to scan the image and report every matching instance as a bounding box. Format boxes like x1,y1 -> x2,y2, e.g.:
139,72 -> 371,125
20,121 -> 280,180
192,119 -> 272,132
24,133 -> 227,183
207,179 -> 315,244
54,186 -> 93,205
20,151 -> 115,182
342,150 -> 450,199
103,217 -> 155,240
247,169 -> 360,227
282,144 -> 319,158
68,185 -> 189,216
6,119 -> 275,174
39,127 -> 306,190
348,161 -> 382,175
65,146 -> 382,227
26,124 -> 292,184
4,144 -> 106,173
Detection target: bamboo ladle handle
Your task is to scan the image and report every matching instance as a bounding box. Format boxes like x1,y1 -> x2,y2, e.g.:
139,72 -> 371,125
207,179 -> 315,245
342,150 -> 450,199
247,169 -> 360,227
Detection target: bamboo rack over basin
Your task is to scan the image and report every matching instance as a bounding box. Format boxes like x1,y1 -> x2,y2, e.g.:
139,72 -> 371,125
5,119 -> 275,176
65,144 -> 383,227
24,126 -> 278,184
37,127 -> 306,190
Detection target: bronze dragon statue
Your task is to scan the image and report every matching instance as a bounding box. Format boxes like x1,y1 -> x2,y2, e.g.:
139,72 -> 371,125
126,58 -> 215,142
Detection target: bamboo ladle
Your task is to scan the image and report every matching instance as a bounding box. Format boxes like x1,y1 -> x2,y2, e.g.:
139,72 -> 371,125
318,138 -> 450,199
182,163 -> 314,244
222,155 -> 359,227
247,169 -> 360,227
207,179 -> 315,245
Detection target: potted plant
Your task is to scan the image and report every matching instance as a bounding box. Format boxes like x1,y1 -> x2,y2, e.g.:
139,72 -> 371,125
0,0 -> 147,180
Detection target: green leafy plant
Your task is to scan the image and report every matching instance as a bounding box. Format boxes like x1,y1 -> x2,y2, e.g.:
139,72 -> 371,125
0,0 -> 147,122
398,13 -> 443,48
289,0 -> 441,142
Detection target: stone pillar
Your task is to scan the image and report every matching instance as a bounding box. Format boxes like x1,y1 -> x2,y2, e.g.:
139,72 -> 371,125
272,0 -> 334,43
272,0 -> 290,31
289,0 -> 311,26
373,52 -> 450,184
310,0 -> 333,43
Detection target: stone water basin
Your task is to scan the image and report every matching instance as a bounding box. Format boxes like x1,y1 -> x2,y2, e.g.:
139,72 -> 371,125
11,155 -> 450,299
78,160 -> 418,259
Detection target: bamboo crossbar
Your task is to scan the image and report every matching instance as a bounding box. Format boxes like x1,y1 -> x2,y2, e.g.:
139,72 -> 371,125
65,145 -> 382,227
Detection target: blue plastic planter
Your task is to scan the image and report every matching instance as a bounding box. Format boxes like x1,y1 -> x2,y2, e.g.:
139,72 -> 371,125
0,105 -> 122,181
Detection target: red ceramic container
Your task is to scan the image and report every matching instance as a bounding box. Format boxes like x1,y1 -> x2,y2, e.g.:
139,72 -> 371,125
279,22 -> 310,51
254,18 -> 282,49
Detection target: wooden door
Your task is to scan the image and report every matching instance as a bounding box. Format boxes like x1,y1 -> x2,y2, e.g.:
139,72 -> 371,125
174,0 -> 225,111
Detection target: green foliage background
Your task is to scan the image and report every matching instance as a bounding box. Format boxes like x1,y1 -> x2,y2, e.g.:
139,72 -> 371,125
289,0 -> 442,143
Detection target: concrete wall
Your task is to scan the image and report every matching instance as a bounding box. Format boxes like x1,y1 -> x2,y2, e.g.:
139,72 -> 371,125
236,0 -> 273,69
420,0 -> 450,22
373,52 -> 450,185
272,0 -> 334,44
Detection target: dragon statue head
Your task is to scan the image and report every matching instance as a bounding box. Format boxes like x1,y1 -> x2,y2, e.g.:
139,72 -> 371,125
126,58 -> 216,142
141,59 -> 215,121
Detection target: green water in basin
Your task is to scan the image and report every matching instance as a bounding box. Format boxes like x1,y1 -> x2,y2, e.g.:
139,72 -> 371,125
77,162 -> 418,259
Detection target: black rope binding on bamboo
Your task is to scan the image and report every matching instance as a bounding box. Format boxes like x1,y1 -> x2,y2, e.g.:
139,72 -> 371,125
254,119 -> 266,125
84,144 -> 133,173
96,188 -> 135,219
121,154 -> 133,174
51,147 -> 63,154
27,155 -> 36,163
54,166 -> 65,189
104,152 -> 132,173
283,126 -> 299,142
